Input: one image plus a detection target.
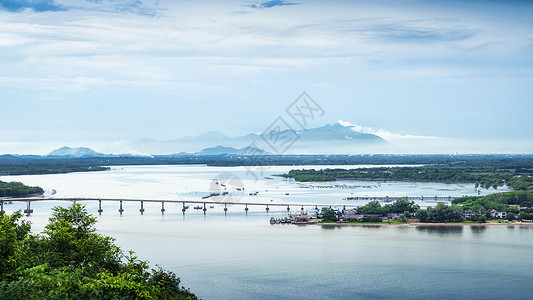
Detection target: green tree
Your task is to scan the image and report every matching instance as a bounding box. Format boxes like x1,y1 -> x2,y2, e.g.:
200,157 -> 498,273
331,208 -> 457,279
357,201 -> 387,215
387,198 -> 419,213
471,203 -> 484,216
417,203 -> 464,223
0,205 -> 197,299
0,211 -> 31,278
321,207 -> 338,222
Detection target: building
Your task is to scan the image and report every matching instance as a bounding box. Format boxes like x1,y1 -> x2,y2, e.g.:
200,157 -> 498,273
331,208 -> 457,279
489,209 -> 507,219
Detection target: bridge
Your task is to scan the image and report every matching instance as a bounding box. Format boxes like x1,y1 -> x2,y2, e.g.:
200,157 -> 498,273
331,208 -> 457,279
0,196 -> 455,215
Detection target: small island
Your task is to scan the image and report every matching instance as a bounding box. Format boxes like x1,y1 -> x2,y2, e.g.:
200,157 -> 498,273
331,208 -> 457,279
282,163 -> 533,190
0,181 -> 44,198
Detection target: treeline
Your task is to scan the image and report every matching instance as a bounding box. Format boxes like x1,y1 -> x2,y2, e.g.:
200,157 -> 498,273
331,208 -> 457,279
417,203 -> 464,223
345,191 -> 533,223
350,199 -> 463,223
0,158 -> 109,176
453,191 -> 533,221
0,181 -> 44,197
355,198 -> 419,215
0,204 -> 197,299
283,164 -> 533,191
2,154 -> 533,176
452,191 -> 533,208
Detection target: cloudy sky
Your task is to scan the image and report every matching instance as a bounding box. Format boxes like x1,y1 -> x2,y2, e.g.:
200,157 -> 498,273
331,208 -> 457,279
1,0 -> 532,154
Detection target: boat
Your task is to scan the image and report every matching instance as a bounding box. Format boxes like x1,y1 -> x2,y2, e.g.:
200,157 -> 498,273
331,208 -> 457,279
193,205 -> 203,210
209,205 -> 215,209
270,217 -> 276,224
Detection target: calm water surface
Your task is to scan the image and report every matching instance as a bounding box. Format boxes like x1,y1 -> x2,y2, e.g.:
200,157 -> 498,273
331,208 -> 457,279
2,165 -> 530,299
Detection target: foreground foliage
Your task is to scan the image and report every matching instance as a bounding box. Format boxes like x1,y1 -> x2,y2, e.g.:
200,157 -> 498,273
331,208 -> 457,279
0,204 -> 197,299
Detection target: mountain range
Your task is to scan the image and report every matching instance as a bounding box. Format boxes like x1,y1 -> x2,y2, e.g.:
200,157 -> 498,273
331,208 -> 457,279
43,122 -> 387,157
128,123 -> 387,155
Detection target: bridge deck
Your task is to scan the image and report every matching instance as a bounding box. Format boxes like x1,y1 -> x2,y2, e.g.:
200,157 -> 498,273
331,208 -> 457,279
1,196 -> 455,210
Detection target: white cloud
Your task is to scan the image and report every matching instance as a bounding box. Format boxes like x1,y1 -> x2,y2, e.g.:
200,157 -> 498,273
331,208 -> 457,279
0,1 -> 531,153
338,120 -> 443,142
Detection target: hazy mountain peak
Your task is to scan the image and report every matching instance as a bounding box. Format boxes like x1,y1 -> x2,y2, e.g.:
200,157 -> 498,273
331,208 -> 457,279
47,146 -> 103,158
197,131 -> 228,139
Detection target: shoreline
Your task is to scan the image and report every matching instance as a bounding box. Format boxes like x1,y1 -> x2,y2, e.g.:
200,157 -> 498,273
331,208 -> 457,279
315,221 -> 533,227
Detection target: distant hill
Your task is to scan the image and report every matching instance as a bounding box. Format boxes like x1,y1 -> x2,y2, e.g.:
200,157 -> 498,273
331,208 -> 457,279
47,146 -> 105,158
129,122 -> 387,155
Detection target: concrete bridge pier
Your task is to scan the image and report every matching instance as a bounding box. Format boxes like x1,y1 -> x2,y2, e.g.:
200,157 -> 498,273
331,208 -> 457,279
24,200 -> 33,215
182,202 -> 186,214
301,205 -> 304,212
98,200 -> 103,214
265,205 -> 269,213
287,205 -> 290,213
224,203 -> 228,215
245,204 -> 249,213
118,200 -> 124,214
202,202 -> 207,215
161,202 -> 165,213
140,200 -> 145,214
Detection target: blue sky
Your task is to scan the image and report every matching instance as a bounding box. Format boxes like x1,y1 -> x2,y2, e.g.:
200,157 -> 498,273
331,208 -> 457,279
1,0 -> 532,154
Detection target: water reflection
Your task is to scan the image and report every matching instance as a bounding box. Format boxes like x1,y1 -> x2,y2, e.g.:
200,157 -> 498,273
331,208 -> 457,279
361,225 -> 382,229
416,226 -> 464,235
470,226 -> 487,235
320,225 -> 340,230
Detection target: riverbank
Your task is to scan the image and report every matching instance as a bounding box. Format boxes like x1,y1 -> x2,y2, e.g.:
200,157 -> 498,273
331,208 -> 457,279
316,221 -> 533,226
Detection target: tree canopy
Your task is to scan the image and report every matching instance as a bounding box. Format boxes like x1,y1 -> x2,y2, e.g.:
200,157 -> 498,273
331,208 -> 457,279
283,163 -> 533,191
0,181 -> 44,197
0,204 -> 197,299
356,198 -> 419,215
416,203 -> 464,223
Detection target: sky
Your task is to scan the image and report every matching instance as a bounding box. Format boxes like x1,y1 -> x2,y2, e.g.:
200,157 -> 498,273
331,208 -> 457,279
1,0 -> 532,154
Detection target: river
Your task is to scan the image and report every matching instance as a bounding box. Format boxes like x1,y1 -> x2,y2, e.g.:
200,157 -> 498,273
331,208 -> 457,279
1,165 -> 531,299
